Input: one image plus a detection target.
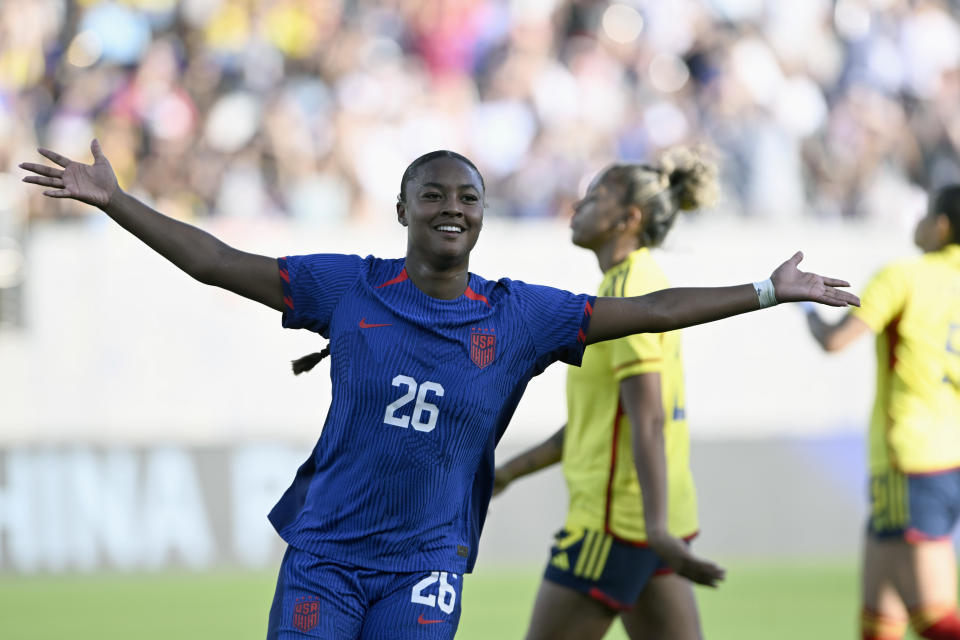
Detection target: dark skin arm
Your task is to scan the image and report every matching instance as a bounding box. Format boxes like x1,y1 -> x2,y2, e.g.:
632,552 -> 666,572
20,141 -> 283,311
586,255 -> 860,345
22,143 -> 859,324
493,426 -> 565,497
621,373 -> 725,587
804,308 -> 871,352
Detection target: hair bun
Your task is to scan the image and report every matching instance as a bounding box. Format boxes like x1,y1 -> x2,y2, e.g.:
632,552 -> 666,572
659,147 -> 719,211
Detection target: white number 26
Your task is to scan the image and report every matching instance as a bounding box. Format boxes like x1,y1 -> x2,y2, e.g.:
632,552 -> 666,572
411,571 -> 458,614
383,375 -> 444,432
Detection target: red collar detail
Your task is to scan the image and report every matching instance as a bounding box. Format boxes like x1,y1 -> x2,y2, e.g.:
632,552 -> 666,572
377,267 -> 409,288
464,286 -> 490,307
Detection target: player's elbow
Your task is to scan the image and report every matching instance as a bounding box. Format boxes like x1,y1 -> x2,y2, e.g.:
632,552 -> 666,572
189,260 -> 221,286
190,245 -> 234,287
821,332 -> 848,352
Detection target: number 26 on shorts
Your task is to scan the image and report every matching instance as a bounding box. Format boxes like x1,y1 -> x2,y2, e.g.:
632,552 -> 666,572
411,571 -> 458,614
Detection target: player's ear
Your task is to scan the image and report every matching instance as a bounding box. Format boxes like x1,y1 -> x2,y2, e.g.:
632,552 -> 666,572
620,205 -> 643,231
397,202 -> 408,227
935,213 -> 952,244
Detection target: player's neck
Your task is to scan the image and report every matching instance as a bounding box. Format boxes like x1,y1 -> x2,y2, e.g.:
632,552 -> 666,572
595,236 -> 644,273
404,254 -> 471,300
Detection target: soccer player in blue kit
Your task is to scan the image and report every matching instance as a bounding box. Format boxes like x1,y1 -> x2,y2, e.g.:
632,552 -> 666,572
22,141 -> 859,639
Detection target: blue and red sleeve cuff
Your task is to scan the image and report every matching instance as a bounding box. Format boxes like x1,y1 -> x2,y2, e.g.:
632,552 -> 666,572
278,256 -> 296,321
577,296 -> 596,345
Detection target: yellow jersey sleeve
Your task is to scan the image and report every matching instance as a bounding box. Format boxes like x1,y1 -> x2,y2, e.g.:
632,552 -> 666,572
609,260 -> 668,380
851,262 -> 910,334
611,326 -> 664,380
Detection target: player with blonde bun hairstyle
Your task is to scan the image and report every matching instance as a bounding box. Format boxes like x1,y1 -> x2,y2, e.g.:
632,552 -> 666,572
495,149 -> 723,640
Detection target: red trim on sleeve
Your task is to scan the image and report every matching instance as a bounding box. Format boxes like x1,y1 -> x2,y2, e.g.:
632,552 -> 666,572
283,296 -> 294,310
377,268 -> 409,288
464,286 -> 491,307
613,358 -> 662,372
584,300 -> 593,316
577,328 -> 587,343
279,268 -> 290,283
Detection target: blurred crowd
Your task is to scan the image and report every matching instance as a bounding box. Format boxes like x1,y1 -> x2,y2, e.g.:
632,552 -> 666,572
2,0 -> 960,226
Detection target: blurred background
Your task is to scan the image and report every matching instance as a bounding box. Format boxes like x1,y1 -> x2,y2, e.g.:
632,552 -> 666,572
1,0 -> 959,638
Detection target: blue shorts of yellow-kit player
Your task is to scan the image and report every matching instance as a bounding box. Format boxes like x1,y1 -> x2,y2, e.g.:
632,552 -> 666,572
267,546 -> 462,640
868,468 -> 960,542
542,526 -> 690,611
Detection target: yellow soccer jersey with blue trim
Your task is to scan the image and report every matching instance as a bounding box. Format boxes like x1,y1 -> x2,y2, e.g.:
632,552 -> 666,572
851,244 -> 960,474
563,248 -> 698,542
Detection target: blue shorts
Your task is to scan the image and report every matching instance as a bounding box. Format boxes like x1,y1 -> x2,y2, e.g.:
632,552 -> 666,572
542,527 -> 681,611
267,546 -> 463,640
868,468 -> 960,542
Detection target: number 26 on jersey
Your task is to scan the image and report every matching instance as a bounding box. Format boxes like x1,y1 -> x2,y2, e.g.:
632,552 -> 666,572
383,375 -> 445,432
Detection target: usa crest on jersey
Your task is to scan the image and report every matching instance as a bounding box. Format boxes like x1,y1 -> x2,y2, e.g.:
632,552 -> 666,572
292,597 -> 320,632
470,328 -> 496,369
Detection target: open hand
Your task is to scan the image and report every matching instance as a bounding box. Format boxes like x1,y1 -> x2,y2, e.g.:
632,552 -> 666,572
647,531 -> 726,587
20,139 -> 119,209
770,251 -> 860,308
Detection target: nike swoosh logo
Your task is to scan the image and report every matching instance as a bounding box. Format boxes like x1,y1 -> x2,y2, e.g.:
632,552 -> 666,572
359,318 -> 392,328
418,614 -> 444,625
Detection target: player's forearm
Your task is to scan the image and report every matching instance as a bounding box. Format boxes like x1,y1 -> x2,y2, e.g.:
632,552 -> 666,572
102,190 -> 234,282
804,309 -> 866,352
498,425 -> 564,481
587,285 -> 760,344
805,311 -> 833,351
631,415 -> 669,537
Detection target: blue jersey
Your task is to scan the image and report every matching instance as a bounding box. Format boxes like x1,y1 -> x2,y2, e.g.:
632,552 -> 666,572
270,254 -> 595,574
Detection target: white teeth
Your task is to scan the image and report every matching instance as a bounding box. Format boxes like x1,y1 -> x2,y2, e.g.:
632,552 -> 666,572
436,225 -> 463,233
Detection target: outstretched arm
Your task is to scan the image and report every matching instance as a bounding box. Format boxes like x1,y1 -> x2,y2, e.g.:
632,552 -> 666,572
622,374 -> 725,587
21,140 -> 283,311
586,252 -> 859,344
803,306 -> 870,351
493,426 -> 565,497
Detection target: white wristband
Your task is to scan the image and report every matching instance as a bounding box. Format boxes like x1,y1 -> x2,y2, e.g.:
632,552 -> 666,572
753,278 -> 778,308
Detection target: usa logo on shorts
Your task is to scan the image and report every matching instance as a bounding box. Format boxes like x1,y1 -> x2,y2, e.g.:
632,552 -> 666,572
292,597 -> 320,632
470,328 -> 496,369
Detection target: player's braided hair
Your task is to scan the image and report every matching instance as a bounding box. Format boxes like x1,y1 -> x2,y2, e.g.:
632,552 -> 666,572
933,184 -> 960,244
601,147 -> 718,248
291,345 -> 330,375
292,150 -> 486,375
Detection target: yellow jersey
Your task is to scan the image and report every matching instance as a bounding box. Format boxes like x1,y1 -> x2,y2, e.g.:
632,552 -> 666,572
851,244 -> 960,474
563,248 -> 698,542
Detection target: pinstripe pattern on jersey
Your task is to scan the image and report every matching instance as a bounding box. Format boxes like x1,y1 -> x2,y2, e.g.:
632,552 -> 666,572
271,254 -> 595,574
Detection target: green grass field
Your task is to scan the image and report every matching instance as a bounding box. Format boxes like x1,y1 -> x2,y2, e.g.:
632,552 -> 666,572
0,562 -> 895,639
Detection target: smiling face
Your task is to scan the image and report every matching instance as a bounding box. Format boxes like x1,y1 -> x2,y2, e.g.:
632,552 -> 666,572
397,155 -> 485,266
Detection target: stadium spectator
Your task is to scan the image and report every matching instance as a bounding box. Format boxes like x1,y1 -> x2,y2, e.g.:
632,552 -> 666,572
3,0 -> 960,226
